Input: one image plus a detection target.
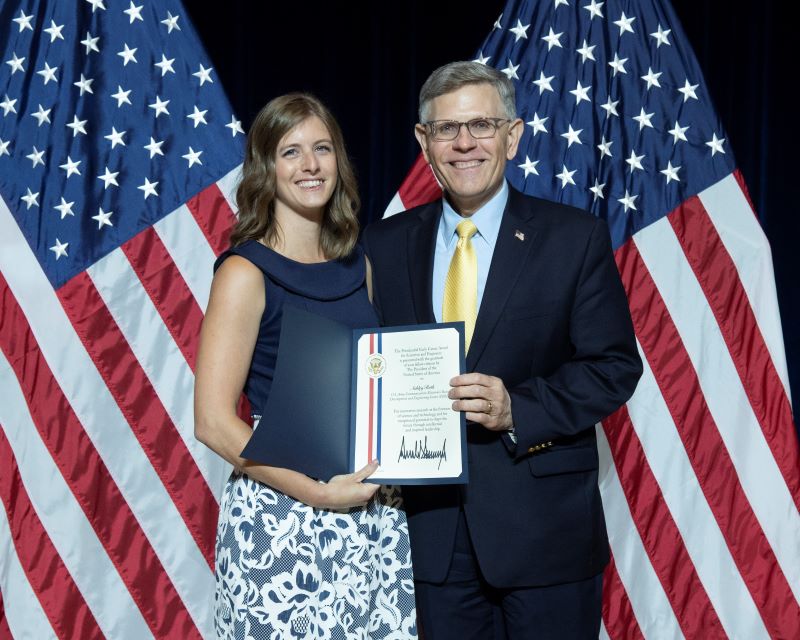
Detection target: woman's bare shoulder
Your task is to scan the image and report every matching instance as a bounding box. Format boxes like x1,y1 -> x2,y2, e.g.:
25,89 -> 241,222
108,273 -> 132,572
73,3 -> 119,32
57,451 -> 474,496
207,254 -> 266,314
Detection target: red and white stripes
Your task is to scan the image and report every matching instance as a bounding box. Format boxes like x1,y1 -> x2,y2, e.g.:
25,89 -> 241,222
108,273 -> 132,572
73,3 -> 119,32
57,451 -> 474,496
0,166 -> 241,638
602,173 -> 800,638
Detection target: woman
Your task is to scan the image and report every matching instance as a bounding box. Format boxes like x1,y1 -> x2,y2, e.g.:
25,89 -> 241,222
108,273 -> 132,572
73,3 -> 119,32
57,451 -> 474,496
195,93 -> 416,639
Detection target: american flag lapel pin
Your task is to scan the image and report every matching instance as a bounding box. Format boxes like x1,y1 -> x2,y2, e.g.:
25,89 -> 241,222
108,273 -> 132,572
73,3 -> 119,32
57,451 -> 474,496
515,230 -> 525,241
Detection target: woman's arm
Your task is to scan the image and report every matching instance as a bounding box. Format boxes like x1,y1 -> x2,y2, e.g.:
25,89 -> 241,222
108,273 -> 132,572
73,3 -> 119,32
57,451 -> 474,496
194,255 -> 379,509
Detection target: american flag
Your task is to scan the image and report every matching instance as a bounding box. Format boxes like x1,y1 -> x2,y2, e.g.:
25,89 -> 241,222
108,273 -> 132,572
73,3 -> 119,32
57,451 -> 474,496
386,0 -> 800,637
0,1 -> 243,637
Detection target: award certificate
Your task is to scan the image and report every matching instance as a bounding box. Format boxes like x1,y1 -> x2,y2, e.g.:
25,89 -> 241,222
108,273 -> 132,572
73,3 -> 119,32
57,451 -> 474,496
351,325 -> 466,483
240,305 -> 468,484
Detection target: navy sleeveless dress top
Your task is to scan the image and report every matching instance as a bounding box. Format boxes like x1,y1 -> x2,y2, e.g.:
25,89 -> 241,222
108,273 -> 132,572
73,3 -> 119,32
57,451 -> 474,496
214,240 -> 378,416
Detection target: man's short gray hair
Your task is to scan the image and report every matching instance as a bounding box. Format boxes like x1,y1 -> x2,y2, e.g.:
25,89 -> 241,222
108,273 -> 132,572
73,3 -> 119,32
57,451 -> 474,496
418,61 -> 517,122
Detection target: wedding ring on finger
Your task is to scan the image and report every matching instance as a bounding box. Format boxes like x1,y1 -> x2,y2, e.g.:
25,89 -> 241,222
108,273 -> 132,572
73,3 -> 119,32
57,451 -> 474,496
486,400 -> 493,415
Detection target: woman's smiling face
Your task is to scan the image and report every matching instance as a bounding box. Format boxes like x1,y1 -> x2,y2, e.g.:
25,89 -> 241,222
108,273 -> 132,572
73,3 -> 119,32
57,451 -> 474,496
273,115 -> 338,219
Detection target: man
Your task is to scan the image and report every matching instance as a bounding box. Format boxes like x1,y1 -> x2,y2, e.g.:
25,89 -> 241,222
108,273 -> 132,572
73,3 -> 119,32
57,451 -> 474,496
362,62 -> 642,639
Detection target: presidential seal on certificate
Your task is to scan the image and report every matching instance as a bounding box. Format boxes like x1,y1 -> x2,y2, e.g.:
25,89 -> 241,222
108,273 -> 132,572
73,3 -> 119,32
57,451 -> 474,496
240,305 -> 468,484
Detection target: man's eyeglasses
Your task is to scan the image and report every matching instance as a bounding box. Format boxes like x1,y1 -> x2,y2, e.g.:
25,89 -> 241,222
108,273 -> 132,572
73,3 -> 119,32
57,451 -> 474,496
423,117 -> 511,141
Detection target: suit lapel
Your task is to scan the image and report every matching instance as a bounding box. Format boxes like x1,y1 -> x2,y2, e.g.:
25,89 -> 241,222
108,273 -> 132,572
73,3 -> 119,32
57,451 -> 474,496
407,202 -> 441,325
467,189 -> 539,371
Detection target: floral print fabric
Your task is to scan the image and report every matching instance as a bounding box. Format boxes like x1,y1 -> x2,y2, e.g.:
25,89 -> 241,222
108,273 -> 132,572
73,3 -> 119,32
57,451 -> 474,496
214,471 -> 417,639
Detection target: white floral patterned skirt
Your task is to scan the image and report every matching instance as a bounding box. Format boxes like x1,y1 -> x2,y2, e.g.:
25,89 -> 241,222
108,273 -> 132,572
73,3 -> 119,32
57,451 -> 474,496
214,471 -> 417,639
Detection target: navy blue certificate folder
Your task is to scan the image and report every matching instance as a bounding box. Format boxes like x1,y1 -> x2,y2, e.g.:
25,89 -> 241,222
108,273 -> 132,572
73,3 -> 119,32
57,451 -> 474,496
240,305 -> 468,485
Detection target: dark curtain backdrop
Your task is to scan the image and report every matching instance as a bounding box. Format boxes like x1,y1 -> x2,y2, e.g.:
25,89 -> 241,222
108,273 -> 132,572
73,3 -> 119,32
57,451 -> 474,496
186,2 -> 798,412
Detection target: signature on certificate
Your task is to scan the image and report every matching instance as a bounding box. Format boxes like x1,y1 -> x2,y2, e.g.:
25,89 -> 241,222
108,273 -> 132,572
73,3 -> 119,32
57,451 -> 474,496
397,436 -> 448,470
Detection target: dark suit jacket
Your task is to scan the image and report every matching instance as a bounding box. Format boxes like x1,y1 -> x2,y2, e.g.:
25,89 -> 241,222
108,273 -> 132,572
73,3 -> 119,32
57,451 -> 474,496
363,187 -> 642,588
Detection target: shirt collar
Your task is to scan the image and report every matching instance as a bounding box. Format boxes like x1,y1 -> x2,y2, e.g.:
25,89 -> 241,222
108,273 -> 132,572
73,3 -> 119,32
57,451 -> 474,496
440,180 -> 508,249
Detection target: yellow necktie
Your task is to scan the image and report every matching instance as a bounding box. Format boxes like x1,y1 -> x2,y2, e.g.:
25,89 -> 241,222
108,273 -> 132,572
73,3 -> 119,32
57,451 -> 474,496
443,219 -> 478,351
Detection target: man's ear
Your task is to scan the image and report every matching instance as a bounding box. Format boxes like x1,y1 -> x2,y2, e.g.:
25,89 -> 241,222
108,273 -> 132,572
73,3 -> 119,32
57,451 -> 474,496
414,124 -> 431,163
505,118 -> 524,160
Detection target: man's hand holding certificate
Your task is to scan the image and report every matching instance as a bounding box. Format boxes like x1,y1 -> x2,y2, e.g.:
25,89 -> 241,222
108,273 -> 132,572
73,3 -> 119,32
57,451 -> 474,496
241,306 -> 468,484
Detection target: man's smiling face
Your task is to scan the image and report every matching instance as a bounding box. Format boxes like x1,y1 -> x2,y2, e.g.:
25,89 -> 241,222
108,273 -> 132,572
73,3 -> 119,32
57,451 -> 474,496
415,83 -> 521,216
